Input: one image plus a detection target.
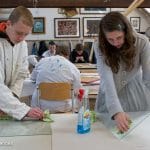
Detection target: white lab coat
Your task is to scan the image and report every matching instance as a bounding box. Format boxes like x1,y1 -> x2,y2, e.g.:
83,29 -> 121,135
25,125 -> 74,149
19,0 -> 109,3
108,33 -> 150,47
31,55 -> 82,112
0,38 -> 30,120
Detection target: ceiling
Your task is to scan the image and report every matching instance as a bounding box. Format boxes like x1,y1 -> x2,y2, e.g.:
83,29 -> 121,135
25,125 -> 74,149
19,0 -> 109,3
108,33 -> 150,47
0,0 -> 150,8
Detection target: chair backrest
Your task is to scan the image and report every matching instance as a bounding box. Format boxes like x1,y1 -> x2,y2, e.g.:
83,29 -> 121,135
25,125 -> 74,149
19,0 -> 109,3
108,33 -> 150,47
37,82 -> 74,112
38,82 -> 72,100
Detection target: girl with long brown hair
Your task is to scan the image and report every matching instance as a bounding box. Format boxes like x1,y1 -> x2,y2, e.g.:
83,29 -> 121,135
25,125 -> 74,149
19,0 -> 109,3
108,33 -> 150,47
94,11 -> 150,133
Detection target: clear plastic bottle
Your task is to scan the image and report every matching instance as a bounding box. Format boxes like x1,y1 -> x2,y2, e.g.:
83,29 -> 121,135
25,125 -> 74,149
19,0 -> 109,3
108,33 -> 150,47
77,88 -> 91,134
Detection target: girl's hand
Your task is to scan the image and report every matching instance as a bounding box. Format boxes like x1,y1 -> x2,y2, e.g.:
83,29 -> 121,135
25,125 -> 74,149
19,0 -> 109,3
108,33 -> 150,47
113,112 -> 131,132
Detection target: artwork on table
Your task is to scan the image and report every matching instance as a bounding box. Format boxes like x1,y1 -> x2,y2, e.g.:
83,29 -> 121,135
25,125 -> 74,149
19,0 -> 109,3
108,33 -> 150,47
54,18 -> 80,38
130,17 -> 141,32
32,17 -> 45,34
80,8 -> 110,14
83,17 -> 102,37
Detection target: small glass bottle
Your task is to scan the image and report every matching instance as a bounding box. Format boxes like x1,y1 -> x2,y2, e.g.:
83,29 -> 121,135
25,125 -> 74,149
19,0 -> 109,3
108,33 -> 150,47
77,88 -> 91,134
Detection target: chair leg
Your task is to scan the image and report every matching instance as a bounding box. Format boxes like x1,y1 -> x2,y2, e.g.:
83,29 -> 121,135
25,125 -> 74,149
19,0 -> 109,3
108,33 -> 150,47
71,90 -> 75,113
37,88 -> 41,108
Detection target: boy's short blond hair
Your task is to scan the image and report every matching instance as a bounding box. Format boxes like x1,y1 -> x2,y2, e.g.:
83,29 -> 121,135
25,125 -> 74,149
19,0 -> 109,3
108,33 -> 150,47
8,6 -> 34,27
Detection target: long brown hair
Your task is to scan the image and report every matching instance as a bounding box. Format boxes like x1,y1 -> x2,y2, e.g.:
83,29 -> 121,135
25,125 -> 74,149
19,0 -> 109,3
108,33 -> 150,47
99,12 -> 136,73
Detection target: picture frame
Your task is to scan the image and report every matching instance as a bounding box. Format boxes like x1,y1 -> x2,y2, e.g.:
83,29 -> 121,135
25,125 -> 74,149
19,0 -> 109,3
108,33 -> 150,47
130,17 -> 141,32
83,17 -> 102,37
32,17 -> 45,34
110,8 -> 126,12
80,8 -> 110,14
54,18 -> 80,38
83,39 -> 96,63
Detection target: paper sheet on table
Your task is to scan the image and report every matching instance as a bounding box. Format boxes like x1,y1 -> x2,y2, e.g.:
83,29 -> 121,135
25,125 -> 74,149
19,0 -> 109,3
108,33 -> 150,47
81,76 -> 100,84
97,111 -> 150,139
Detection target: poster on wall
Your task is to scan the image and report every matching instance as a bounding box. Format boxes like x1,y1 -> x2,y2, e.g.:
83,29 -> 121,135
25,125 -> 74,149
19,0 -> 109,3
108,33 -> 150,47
54,18 -> 80,38
83,17 -> 102,37
32,17 -> 45,34
130,17 -> 141,32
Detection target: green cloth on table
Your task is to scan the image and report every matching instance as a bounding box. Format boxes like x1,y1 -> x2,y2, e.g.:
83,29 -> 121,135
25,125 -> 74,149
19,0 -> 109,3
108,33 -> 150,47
0,114 -> 13,120
90,111 -> 96,123
43,110 -> 54,122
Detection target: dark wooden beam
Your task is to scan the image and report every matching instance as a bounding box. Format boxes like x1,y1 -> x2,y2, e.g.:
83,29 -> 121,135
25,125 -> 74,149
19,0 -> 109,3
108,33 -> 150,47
0,0 -> 150,8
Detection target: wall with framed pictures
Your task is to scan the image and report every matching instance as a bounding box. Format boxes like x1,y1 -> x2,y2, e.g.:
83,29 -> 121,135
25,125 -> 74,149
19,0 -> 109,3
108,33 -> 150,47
25,8 -> 149,41
22,8 -> 150,55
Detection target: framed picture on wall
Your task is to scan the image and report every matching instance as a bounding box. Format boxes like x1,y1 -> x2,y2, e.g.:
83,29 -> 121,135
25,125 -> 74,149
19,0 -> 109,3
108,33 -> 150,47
83,17 -> 102,37
32,17 -> 45,34
54,18 -> 80,38
130,17 -> 141,32
110,8 -> 126,12
83,39 -> 96,63
80,8 -> 110,14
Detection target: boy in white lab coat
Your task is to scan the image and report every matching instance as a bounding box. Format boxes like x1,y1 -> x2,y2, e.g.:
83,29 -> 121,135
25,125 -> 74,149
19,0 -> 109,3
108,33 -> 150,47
0,6 -> 43,120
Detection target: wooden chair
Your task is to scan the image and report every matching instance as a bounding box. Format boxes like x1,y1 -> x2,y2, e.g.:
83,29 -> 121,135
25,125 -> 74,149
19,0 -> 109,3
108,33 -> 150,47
37,82 -> 74,113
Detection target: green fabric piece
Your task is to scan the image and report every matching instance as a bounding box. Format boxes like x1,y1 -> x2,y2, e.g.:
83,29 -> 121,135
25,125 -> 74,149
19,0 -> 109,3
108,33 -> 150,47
0,114 -> 13,120
90,111 -> 96,123
43,110 -> 54,122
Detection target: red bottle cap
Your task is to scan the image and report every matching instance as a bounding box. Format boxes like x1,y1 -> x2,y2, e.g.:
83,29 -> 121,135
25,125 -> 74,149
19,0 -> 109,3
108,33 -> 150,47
78,88 -> 85,101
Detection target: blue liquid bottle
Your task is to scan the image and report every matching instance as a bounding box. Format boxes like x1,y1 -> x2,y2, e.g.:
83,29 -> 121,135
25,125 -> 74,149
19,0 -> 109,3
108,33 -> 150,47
77,88 -> 91,134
